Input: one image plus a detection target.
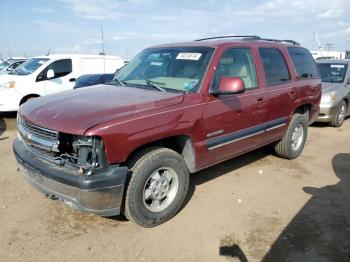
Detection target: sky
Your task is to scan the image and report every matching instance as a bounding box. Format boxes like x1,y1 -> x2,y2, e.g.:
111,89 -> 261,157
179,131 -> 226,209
1,0 -> 350,60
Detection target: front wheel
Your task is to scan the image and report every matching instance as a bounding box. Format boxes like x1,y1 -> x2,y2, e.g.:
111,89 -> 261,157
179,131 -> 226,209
123,148 -> 189,227
330,100 -> 347,127
274,114 -> 308,159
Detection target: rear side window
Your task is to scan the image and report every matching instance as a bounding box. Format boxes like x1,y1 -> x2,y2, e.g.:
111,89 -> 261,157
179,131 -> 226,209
259,48 -> 290,86
288,47 -> 319,79
48,59 -> 72,78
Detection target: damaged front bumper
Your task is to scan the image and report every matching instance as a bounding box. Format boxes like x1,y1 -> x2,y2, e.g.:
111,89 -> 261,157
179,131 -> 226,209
13,138 -> 128,216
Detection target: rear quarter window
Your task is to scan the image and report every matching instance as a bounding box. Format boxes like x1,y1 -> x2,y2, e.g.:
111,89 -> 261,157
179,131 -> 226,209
287,47 -> 320,79
259,48 -> 291,86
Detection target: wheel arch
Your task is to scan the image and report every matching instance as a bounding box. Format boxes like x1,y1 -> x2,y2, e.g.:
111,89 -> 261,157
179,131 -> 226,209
19,94 -> 40,105
125,135 -> 196,173
293,103 -> 312,122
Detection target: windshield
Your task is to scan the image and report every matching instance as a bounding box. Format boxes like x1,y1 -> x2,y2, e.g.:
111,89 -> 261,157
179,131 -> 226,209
113,47 -> 214,92
12,58 -> 49,75
318,63 -> 348,83
0,61 -> 10,70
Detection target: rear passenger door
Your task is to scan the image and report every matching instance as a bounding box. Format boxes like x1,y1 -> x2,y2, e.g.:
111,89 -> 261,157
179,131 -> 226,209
258,47 -> 297,143
203,47 -> 267,165
287,47 -> 322,121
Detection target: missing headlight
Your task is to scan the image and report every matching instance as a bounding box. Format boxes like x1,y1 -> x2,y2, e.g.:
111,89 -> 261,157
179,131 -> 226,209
57,134 -> 107,175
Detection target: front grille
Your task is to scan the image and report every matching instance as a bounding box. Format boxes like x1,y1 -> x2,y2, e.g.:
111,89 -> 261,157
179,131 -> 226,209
17,115 -> 60,154
19,117 -> 58,142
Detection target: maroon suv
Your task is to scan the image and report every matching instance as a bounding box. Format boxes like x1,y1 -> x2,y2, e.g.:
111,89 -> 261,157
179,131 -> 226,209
13,36 -> 321,227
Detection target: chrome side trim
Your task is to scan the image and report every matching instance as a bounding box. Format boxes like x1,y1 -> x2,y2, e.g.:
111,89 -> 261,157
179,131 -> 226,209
208,130 -> 265,150
207,117 -> 288,151
266,123 -> 287,132
207,130 -> 224,137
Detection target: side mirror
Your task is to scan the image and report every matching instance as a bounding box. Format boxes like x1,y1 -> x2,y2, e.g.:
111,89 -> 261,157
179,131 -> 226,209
46,69 -> 55,79
211,77 -> 246,95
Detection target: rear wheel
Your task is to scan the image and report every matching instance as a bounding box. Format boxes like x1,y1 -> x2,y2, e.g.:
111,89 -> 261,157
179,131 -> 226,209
330,100 -> 347,127
123,148 -> 189,227
274,113 -> 308,159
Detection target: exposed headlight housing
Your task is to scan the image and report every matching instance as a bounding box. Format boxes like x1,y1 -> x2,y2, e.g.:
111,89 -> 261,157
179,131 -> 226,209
321,91 -> 337,104
58,134 -> 107,175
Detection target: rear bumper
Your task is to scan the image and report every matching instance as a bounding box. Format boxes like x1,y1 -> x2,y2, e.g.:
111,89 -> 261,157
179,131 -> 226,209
13,138 -> 128,216
316,104 -> 338,123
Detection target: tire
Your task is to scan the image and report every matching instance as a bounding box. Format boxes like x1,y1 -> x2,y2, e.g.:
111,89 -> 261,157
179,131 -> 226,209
274,113 -> 308,159
330,100 -> 347,128
123,147 -> 189,227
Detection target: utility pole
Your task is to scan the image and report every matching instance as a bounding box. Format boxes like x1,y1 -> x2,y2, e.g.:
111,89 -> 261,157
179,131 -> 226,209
100,26 -> 105,55
100,26 -> 106,73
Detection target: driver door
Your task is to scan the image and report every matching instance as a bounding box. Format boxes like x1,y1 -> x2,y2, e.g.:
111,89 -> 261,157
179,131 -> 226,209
202,47 -> 267,166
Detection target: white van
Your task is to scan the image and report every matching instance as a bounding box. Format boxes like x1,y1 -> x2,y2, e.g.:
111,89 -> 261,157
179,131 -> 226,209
0,54 -> 124,112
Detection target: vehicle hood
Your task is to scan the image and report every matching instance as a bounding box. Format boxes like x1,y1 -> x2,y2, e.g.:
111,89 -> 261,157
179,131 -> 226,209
0,73 -> 30,86
20,85 -> 184,135
0,73 -> 20,82
321,82 -> 343,93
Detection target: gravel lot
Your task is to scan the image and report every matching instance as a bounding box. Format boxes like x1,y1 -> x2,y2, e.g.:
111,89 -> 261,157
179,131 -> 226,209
1,113 -> 349,262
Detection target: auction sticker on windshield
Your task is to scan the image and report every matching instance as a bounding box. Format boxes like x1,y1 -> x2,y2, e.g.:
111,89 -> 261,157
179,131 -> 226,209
176,53 -> 202,60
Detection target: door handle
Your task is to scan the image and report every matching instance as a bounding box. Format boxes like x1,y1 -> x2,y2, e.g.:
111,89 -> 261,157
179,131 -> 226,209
289,90 -> 297,99
256,97 -> 266,106
69,78 -> 76,82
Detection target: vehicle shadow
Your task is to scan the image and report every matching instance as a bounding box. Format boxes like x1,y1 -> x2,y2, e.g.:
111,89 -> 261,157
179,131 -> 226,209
310,122 -> 331,128
0,114 -> 7,137
108,146 -> 272,223
262,153 -> 350,262
220,244 -> 248,262
0,112 -> 17,137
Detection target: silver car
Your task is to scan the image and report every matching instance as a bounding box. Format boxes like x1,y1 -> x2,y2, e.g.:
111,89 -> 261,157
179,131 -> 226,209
316,59 -> 350,127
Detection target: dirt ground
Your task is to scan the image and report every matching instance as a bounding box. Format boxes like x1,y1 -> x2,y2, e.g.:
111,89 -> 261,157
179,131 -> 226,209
0,113 -> 349,262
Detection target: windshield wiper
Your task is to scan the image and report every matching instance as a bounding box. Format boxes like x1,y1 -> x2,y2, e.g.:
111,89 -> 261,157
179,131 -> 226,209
145,79 -> 166,92
107,78 -> 126,86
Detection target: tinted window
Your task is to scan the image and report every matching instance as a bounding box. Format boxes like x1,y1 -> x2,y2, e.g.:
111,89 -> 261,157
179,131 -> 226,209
48,59 -> 72,78
288,47 -> 319,79
9,61 -> 25,70
103,74 -> 114,83
0,61 -> 10,70
212,48 -> 258,90
75,74 -> 114,88
259,48 -> 290,86
12,58 -> 49,75
318,63 -> 348,83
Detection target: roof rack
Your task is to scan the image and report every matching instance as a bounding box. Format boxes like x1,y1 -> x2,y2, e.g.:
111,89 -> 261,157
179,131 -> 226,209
195,35 -> 261,41
259,38 -> 300,46
194,35 -> 300,45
